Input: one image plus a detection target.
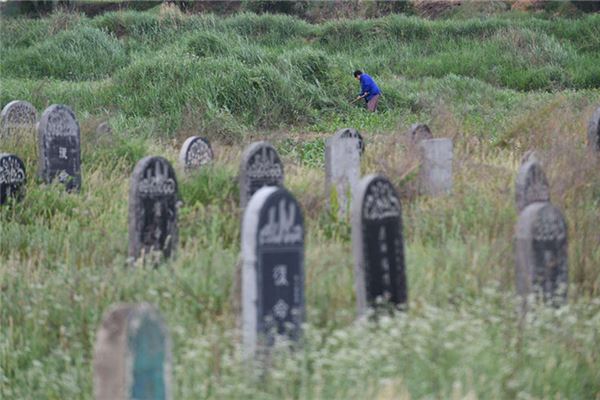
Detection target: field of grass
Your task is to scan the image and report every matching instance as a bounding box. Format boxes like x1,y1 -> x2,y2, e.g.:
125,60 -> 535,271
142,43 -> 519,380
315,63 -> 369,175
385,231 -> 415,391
1,5 -> 600,399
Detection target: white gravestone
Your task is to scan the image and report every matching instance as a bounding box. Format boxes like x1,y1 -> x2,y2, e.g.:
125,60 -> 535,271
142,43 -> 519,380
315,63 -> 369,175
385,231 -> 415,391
0,100 -> 37,138
178,136 -> 213,171
418,138 -> 453,196
588,106 -> 600,153
325,133 -> 361,216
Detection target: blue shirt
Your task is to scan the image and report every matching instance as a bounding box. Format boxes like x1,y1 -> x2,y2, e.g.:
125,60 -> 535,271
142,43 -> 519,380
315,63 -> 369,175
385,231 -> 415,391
358,74 -> 381,101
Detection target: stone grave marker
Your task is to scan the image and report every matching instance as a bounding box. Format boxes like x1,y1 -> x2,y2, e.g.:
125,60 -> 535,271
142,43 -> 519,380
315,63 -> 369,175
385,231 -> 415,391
242,186 -> 304,357
334,127 -> 365,155
520,150 -> 540,166
515,202 -> 568,306
239,141 -> 284,208
93,303 -> 172,400
515,159 -> 550,212
128,156 -> 178,262
178,136 -> 213,171
96,122 -> 112,135
588,106 -> 600,152
408,123 -> 433,144
37,104 -> 81,191
325,133 -> 361,216
0,100 -> 37,138
418,138 -> 453,196
0,153 -> 26,205
352,174 -> 407,315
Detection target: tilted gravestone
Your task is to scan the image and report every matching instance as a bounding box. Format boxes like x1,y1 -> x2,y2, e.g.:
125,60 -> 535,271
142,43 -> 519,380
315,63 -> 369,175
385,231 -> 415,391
0,100 -> 37,138
515,202 -> 568,306
520,150 -> 540,166
352,174 -> 407,315
242,186 -> 305,357
37,104 -> 81,191
334,127 -> 365,155
178,136 -> 213,171
0,153 -> 26,205
418,138 -> 453,196
408,123 -> 433,144
128,156 -> 178,262
515,159 -> 550,212
93,303 -> 172,400
325,133 -> 361,216
239,141 -> 284,209
588,106 -> 600,152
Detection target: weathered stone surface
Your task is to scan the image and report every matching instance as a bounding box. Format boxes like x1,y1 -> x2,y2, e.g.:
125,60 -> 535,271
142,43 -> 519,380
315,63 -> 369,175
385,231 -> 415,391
334,127 -> 365,155
96,122 -> 112,135
418,138 -> 453,196
178,136 -> 213,171
242,186 -> 304,357
515,160 -> 550,212
325,134 -> 361,216
37,104 -> 81,191
0,100 -> 37,137
588,106 -> 600,152
520,150 -> 540,166
408,123 -> 433,144
515,202 -> 568,306
128,156 -> 178,262
0,153 -> 26,205
239,141 -> 284,209
93,303 -> 172,400
352,174 -> 407,315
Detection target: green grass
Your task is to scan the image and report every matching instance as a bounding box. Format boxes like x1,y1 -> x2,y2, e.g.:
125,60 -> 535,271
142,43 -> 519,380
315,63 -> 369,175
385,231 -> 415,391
1,8 -> 600,400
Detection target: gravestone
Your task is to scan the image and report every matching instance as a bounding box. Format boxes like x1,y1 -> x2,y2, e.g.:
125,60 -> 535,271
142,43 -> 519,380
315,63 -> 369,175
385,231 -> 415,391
334,127 -> 365,155
588,107 -> 600,152
325,133 -> 361,216
242,186 -> 304,357
515,159 -> 550,212
178,136 -> 213,171
93,303 -> 172,400
520,150 -> 540,166
239,141 -> 284,208
0,153 -> 26,205
0,100 -> 37,138
418,138 -> 453,196
408,123 -> 433,144
352,174 -> 407,315
37,104 -> 81,191
515,202 -> 568,306
128,156 -> 178,262
96,122 -> 112,135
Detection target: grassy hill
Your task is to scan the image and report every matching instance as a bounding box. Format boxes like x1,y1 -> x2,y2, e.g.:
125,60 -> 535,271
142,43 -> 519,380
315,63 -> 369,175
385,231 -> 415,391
1,6 -> 600,399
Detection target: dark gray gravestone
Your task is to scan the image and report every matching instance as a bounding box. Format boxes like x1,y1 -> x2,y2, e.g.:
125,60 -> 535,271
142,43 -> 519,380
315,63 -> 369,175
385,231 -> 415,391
325,134 -> 360,216
242,186 -> 304,357
515,202 -> 568,306
0,153 -> 26,205
418,138 -> 453,196
93,303 -> 172,400
588,107 -> 600,152
408,123 -> 433,144
128,156 -> 178,262
515,159 -> 550,212
352,174 -> 407,315
0,100 -> 37,138
239,141 -> 284,209
334,127 -> 365,155
178,136 -> 213,171
37,104 -> 81,192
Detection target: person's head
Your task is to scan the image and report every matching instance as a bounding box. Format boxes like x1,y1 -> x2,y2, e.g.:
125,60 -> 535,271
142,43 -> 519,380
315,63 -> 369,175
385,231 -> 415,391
353,70 -> 362,80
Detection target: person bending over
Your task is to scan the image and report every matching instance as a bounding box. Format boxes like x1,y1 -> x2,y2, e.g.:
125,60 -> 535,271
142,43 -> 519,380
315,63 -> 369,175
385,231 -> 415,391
354,70 -> 381,112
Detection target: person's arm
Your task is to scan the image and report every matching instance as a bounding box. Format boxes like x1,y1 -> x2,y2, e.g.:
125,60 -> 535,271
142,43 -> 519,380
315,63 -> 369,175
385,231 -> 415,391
357,77 -> 369,99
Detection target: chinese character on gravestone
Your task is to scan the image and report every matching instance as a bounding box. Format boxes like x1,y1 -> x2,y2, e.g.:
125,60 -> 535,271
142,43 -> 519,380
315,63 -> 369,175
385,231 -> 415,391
588,106 -> 600,153
515,159 -> 550,213
515,202 -> 568,307
128,156 -> 178,263
242,186 -> 305,357
418,138 -> 453,196
408,123 -> 433,144
93,303 -> 172,400
352,174 -> 407,316
325,132 -> 361,216
178,136 -> 213,172
0,100 -> 37,138
0,153 -> 26,205
37,104 -> 81,192
239,141 -> 284,209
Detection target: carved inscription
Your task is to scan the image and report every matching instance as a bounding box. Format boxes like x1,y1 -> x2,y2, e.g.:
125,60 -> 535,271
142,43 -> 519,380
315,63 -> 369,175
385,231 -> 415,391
0,154 -> 26,205
0,100 -> 37,137
239,142 -> 284,208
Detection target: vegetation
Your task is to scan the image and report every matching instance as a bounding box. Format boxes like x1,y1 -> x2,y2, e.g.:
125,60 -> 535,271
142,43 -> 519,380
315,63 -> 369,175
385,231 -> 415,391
1,6 -> 599,399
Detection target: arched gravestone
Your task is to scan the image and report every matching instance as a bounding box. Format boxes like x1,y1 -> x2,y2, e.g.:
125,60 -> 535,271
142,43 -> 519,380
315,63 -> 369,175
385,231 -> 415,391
0,100 -> 37,138
242,186 -> 304,357
408,123 -> 433,144
352,175 -> 407,315
418,138 -> 453,196
515,202 -> 568,306
0,153 -> 26,205
37,104 -> 81,192
515,159 -> 550,212
178,136 -> 213,171
239,141 -> 284,208
93,303 -> 172,400
334,127 -> 365,155
588,106 -> 600,152
128,156 -> 178,262
325,133 -> 361,216
520,149 -> 540,165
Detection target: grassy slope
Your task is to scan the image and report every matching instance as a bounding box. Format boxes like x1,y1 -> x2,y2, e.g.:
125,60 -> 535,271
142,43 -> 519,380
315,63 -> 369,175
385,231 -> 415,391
1,8 -> 600,399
